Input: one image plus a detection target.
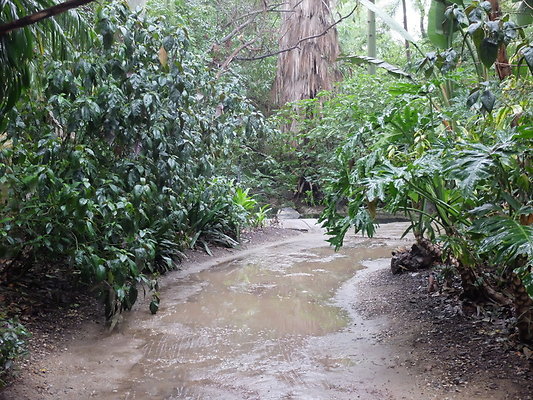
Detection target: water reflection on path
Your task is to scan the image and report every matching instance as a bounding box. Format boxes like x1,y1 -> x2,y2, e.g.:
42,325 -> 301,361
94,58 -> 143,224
99,236 -> 399,400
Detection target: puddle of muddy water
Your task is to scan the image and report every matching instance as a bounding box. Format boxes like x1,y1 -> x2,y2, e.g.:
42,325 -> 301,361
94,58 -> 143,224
33,234 -> 420,400
84,238 -> 400,400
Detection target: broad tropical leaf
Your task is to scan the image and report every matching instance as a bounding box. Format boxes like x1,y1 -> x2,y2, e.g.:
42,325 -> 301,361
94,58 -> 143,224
357,0 -> 417,44
340,55 -> 413,79
446,142 -> 510,195
473,216 -> 533,263
427,0 -> 452,49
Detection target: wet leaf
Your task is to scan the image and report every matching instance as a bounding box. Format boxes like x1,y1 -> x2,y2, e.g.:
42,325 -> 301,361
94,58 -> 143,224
149,299 -> 159,315
480,90 -> 495,113
479,38 -> 498,68
522,46 -> 533,74
466,89 -> 480,108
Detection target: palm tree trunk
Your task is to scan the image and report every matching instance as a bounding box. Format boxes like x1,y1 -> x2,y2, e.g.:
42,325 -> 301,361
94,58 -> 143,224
511,269 -> 533,343
272,0 -> 341,107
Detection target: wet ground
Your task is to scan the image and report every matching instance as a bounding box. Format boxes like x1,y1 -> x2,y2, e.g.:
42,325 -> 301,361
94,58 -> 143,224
2,222 -> 532,399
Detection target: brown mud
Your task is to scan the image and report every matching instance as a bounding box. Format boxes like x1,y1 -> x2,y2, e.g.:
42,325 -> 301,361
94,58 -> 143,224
1,222 -> 532,400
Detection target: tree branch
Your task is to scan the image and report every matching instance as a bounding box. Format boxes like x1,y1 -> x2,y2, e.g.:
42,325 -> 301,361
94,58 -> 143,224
0,0 -> 96,36
235,4 -> 357,62
218,2 -> 295,45
216,38 -> 258,78
223,2 -> 287,27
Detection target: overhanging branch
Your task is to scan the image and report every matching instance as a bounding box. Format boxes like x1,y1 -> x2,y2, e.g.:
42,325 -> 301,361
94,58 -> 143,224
0,0 -> 96,36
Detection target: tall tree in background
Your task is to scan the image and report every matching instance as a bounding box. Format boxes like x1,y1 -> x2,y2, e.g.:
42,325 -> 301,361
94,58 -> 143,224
401,0 -> 411,63
367,0 -> 376,74
272,0 -> 341,107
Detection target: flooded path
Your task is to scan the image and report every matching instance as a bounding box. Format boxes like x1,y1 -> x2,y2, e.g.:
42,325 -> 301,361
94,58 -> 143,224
116,238 -> 403,399
4,221 -> 532,400
8,224 -> 466,400
28,223 -> 431,400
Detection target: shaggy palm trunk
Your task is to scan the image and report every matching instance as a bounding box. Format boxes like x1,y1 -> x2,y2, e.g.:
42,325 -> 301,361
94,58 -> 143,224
272,0 -> 341,107
511,270 -> 533,343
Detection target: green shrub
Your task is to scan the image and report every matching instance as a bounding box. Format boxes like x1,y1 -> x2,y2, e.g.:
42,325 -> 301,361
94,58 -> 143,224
0,316 -> 30,386
0,3 -> 265,323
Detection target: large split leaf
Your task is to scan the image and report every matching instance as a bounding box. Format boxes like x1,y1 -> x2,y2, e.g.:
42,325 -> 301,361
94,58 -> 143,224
357,0 -> 417,44
340,55 -> 412,79
428,0 -> 452,49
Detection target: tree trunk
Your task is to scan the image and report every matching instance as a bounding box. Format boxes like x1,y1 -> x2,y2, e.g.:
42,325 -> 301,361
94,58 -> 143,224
401,0 -> 411,64
510,269 -> 533,343
420,14 -> 426,39
272,0 -> 341,107
367,0 -> 376,74
415,236 -> 484,300
488,0 -> 512,80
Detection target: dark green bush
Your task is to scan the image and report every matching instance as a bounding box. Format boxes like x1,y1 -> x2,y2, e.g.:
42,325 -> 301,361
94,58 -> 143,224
0,316 -> 30,386
0,3 -> 265,322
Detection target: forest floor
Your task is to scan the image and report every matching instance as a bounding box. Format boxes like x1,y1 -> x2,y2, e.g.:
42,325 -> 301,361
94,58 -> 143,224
1,221 -> 532,400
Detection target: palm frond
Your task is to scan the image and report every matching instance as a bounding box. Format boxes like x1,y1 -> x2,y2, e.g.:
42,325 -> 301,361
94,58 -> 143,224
0,0 -> 92,121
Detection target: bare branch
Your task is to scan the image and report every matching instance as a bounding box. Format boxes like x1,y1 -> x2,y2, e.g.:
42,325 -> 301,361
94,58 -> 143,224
0,0 -> 96,36
218,14 -> 261,45
216,38 -> 258,79
235,4 -> 357,62
222,2 -> 287,30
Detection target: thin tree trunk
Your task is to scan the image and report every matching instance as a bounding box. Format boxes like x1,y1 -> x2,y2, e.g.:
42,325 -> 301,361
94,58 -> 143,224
401,0 -> 411,64
420,14 -> 426,38
367,0 -> 376,74
488,0 -> 512,79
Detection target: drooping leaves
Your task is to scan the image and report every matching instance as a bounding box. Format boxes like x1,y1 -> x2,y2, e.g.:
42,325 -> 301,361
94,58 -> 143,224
479,37 -> 499,68
340,55 -> 412,79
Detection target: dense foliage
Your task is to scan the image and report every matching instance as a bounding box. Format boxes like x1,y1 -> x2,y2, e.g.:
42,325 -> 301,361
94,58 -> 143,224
241,73 -> 395,204
0,3 -> 266,326
320,1 -> 533,342
0,316 -> 29,385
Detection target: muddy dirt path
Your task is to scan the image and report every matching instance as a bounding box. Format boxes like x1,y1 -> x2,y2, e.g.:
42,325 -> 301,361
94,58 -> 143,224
2,222 -> 531,399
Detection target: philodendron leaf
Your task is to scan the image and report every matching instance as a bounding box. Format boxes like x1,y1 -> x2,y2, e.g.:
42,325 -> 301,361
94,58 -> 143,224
522,46 -> 533,74
339,55 -> 412,79
479,38 -> 498,68
480,89 -> 495,113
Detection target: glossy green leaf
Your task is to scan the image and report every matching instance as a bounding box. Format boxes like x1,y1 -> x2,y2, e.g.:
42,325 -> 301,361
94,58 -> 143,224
479,38 -> 498,68
428,0 -> 452,49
